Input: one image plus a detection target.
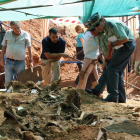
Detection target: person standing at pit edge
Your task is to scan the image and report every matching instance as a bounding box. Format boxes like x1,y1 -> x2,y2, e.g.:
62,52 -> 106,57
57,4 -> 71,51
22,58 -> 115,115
0,21 -> 33,88
75,25 -> 84,71
77,29 -> 100,93
86,12 -> 136,103
40,27 -> 68,86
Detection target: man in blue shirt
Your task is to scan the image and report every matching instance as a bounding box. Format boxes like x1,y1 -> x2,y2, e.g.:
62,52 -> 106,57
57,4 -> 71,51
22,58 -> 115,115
40,27 -> 68,86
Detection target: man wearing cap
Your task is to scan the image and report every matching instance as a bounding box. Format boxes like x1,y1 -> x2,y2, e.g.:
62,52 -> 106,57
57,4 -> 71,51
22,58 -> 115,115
86,13 -> 136,103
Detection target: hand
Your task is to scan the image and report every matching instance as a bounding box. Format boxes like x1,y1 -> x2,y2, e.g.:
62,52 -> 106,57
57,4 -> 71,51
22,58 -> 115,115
40,62 -> 46,66
97,53 -> 104,64
29,62 -> 33,68
61,53 -> 69,58
108,41 -> 112,47
102,61 -> 108,71
40,59 -> 52,66
0,60 -> 4,67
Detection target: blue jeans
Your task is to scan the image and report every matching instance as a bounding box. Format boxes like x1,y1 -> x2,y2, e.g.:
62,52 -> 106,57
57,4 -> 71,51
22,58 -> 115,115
5,59 -> 25,87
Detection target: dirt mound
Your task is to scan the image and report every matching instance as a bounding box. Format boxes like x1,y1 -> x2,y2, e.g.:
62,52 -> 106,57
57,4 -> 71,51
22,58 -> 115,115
0,81 -> 140,139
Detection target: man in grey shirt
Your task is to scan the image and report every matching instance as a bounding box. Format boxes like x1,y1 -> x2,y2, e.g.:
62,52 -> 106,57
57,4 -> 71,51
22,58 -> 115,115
0,21 -> 33,88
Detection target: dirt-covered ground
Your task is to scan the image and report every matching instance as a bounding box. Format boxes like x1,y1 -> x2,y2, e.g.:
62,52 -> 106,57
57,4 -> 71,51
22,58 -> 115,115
1,19 -> 140,140
0,80 -> 140,140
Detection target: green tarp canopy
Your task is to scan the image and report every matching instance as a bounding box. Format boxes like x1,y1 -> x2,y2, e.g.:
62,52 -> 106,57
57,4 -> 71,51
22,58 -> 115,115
0,0 -> 17,5
0,0 -> 140,22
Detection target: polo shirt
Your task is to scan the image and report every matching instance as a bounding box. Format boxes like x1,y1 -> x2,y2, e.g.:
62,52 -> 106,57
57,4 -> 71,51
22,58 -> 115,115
41,36 -> 66,59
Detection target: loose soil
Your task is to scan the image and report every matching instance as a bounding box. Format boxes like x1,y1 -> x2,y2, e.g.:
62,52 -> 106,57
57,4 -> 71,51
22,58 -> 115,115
0,19 -> 140,140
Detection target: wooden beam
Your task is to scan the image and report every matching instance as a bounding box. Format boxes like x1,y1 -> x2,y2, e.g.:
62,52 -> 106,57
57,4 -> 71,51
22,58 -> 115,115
42,19 -> 49,39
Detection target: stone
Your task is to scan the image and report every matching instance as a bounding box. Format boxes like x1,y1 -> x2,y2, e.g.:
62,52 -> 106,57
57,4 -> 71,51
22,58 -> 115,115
133,112 -> 140,117
106,116 -> 113,120
127,104 -> 135,109
134,107 -> 140,112
135,95 -> 140,98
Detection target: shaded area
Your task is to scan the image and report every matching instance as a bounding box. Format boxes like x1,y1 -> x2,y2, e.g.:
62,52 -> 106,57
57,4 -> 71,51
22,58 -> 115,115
106,120 -> 140,136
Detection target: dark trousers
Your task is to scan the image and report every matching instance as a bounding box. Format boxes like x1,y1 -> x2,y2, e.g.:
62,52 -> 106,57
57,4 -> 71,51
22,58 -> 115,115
94,69 -> 107,94
76,47 -> 84,71
107,41 -> 136,102
94,41 -> 136,102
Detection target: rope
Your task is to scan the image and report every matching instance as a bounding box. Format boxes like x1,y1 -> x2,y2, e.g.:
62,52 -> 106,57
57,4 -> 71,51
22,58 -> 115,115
124,80 -> 140,90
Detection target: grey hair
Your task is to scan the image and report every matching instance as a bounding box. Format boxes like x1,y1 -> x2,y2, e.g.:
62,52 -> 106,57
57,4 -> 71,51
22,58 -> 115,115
10,21 -> 20,26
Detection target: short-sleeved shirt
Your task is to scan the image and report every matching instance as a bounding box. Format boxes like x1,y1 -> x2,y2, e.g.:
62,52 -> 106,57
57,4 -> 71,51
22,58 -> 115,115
84,31 -> 99,59
76,33 -> 84,47
2,30 -> 31,60
97,19 -> 134,56
40,36 -> 66,59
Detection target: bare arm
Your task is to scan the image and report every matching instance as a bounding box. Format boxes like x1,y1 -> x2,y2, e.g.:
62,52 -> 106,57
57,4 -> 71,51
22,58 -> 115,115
44,52 -> 68,60
106,44 -> 112,61
27,47 -> 33,61
0,46 -> 6,67
40,52 -> 69,66
80,38 -> 84,48
27,47 -> 33,68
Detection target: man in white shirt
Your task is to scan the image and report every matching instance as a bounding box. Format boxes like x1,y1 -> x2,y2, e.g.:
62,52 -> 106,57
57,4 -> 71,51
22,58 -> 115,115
77,29 -> 101,97
0,21 -> 33,88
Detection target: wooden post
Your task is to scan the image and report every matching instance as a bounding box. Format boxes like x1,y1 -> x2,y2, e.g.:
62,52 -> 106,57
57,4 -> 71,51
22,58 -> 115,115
125,65 -> 128,93
42,19 -> 49,39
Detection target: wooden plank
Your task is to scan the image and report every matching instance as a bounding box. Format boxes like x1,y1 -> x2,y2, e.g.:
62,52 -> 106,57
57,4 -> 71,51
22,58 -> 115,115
42,19 -> 49,39
17,65 -> 42,84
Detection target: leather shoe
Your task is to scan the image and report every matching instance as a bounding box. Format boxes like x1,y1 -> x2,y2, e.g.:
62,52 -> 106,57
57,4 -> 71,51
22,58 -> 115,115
101,95 -> 119,103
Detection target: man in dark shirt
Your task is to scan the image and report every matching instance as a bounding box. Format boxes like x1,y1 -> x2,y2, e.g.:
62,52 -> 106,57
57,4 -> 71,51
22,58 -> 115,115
40,27 -> 68,86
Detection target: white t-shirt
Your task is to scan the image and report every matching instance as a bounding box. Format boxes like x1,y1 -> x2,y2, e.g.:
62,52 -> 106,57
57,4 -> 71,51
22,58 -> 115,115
2,30 -> 31,60
83,31 -> 99,59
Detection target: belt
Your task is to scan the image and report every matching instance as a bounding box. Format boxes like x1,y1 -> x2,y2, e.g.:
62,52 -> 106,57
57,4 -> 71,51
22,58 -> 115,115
7,58 -> 21,61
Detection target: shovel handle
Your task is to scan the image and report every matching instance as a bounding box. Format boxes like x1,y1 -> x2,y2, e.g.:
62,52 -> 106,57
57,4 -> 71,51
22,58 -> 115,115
31,67 -> 33,73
